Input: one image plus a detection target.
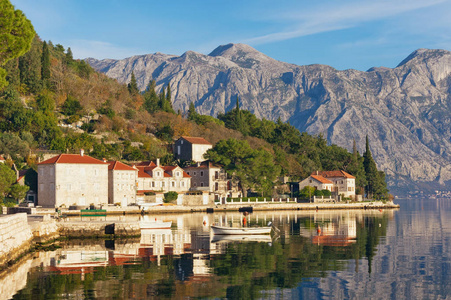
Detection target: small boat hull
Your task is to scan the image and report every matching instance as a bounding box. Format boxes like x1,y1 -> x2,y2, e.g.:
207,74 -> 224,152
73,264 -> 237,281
211,225 -> 271,235
139,221 -> 172,229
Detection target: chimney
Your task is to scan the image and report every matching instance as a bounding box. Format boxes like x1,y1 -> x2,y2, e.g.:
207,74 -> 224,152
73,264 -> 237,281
103,158 -> 107,163
156,158 -> 160,166
80,149 -> 84,157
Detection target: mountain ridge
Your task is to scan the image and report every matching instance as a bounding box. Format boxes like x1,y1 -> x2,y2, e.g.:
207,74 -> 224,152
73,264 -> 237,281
86,44 -> 451,193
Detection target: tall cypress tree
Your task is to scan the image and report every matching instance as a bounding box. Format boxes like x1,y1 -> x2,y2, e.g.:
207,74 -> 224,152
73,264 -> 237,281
346,139 -> 367,194
41,41 -> 50,88
127,71 -> 139,95
143,79 -> 158,113
363,136 -> 382,199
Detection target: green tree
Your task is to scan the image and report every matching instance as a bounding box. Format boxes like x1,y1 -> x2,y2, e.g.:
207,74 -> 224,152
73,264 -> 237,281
363,136 -> 387,199
41,41 -> 50,88
143,80 -> 159,113
127,71 -> 139,95
0,132 -> 30,160
18,36 -> 42,93
0,0 -> 35,90
9,183 -> 29,202
0,163 -> 16,199
65,47 -> 73,66
61,95 -> 83,116
345,139 -> 367,193
36,91 -> 55,112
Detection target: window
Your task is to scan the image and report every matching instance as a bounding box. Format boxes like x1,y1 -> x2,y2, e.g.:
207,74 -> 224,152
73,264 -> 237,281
309,180 -> 312,183
194,183 -> 197,187
172,181 -> 175,187
215,171 -> 219,180
200,171 -> 204,176
187,172 -> 190,175
162,182 -> 165,187
177,145 -> 181,155
193,171 -> 197,176
200,182 -> 204,187
181,181 -> 185,187
176,171 -> 180,177
152,182 -> 155,188
348,187 -> 352,191
215,182 -> 219,191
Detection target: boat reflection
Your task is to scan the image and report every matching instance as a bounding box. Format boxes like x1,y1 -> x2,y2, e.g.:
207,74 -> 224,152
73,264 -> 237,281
211,234 -> 272,243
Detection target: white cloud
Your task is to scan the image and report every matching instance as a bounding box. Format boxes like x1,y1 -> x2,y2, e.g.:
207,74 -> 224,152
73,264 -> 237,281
242,0 -> 447,45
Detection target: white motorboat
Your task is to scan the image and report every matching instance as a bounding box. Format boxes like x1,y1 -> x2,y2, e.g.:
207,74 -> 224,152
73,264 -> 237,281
139,220 -> 172,229
211,224 -> 272,235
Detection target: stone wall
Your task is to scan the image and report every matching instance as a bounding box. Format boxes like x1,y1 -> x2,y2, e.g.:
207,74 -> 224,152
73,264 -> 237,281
58,221 -> 141,238
0,213 -> 33,267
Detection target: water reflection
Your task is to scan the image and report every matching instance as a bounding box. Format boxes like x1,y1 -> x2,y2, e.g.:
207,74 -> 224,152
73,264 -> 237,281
6,201 -> 451,299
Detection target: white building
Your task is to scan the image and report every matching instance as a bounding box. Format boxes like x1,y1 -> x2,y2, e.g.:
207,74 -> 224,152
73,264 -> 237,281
298,174 -> 334,192
37,150 -> 108,208
136,160 -> 191,194
313,170 -> 356,199
108,160 -> 138,206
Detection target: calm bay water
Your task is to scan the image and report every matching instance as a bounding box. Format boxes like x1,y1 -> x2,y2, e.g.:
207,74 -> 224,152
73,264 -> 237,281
3,198 -> 451,299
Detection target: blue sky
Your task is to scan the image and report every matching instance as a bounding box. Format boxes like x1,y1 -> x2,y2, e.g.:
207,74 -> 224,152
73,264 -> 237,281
11,0 -> 451,71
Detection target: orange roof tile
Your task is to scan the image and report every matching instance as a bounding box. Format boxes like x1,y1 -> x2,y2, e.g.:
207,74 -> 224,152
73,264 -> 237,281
38,154 -> 107,165
310,175 -> 333,184
0,155 -> 5,161
108,161 -> 137,171
180,136 -> 212,145
313,170 -> 355,179
136,161 -> 157,167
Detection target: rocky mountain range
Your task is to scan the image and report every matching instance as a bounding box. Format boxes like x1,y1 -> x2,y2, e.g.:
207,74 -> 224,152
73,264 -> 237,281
86,44 -> 451,193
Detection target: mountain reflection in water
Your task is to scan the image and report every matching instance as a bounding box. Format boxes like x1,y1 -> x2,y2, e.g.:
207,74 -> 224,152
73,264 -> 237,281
4,199 -> 451,299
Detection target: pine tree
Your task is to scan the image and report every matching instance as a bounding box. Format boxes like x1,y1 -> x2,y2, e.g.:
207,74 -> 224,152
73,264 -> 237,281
164,83 -> 174,113
143,79 -> 158,113
65,47 -> 73,66
127,71 -> 139,95
187,102 -> 197,121
41,41 -> 50,88
346,139 -> 367,194
363,136 -> 385,199
0,0 -> 35,90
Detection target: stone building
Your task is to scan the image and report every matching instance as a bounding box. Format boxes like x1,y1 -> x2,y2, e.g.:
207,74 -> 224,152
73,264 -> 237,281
107,161 -> 138,206
173,136 -> 212,162
37,150 -> 108,208
136,160 -> 191,194
298,174 -> 334,192
313,170 -> 356,199
183,161 -> 241,199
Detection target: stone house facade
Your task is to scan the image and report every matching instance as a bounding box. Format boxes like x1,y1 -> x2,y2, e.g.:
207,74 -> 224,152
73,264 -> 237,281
312,171 -> 356,199
298,174 -> 334,192
37,150 -> 108,208
174,136 -> 212,162
107,161 -> 138,206
136,160 -> 191,194
183,161 -> 241,199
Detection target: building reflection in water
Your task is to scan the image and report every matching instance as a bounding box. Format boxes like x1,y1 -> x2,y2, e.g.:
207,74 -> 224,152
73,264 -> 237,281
1,209 -> 394,299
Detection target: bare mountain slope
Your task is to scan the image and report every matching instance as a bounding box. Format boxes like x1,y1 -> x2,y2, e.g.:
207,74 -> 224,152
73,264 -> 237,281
86,44 -> 451,192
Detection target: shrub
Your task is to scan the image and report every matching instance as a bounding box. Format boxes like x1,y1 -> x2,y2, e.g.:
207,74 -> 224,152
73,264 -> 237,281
164,191 -> 178,203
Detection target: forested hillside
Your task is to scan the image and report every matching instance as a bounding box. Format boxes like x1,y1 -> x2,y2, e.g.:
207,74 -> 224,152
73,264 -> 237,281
0,0 -> 388,202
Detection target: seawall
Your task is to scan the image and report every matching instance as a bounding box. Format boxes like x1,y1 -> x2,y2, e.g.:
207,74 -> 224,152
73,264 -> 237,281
0,214 -> 34,268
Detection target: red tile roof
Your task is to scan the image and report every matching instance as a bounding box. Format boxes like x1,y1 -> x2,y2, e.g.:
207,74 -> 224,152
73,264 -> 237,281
311,175 -> 333,184
38,154 -> 107,165
180,136 -> 212,145
136,161 -> 157,167
313,170 -> 355,179
0,155 -> 5,161
108,161 -> 137,171
137,165 -> 191,178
